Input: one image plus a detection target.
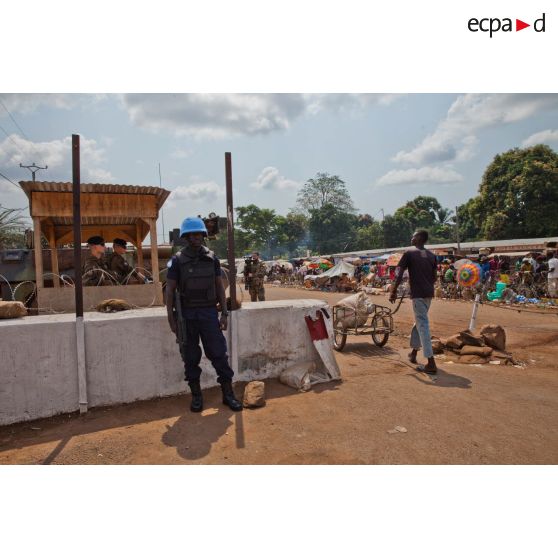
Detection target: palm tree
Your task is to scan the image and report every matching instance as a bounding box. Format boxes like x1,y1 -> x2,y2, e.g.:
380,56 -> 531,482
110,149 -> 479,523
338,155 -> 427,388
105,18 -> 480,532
0,206 -> 27,249
435,207 -> 455,226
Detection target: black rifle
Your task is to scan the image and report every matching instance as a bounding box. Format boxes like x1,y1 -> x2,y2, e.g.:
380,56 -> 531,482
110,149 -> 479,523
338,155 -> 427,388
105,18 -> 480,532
174,290 -> 187,356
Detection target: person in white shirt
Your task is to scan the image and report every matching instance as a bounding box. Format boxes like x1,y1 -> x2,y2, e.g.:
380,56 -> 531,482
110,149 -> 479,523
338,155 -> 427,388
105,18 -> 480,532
547,251 -> 558,298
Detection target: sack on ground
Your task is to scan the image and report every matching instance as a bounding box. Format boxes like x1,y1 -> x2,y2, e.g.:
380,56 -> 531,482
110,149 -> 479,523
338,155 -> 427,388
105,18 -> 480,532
96,298 -> 132,312
480,324 -> 506,351
431,336 -> 444,354
443,334 -> 464,350
459,330 -> 485,347
458,354 -> 489,364
460,345 -> 493,357
243,381 -> 266,408
0,301 -> 27,319
279,361 -> 316,392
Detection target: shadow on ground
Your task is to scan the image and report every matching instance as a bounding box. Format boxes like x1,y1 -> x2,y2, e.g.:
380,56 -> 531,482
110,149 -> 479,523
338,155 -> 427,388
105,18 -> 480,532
0,378 -> 339,463
408,368 -> 472,389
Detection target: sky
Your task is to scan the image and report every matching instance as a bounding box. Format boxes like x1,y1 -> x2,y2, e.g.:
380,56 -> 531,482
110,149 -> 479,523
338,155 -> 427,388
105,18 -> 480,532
1,93 -> 558,241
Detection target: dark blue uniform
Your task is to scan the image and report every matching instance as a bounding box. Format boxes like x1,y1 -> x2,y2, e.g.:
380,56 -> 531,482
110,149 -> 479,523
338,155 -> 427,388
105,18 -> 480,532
167,254 -> 234,384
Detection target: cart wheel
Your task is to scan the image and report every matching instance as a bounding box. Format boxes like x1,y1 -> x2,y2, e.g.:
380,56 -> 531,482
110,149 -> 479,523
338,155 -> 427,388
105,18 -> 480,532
333,329 -> 347,351
371,315 -> 390,347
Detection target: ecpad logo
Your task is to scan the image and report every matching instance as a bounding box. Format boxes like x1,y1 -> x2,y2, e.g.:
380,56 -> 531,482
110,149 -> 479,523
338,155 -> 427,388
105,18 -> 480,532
468,13 -> 546,37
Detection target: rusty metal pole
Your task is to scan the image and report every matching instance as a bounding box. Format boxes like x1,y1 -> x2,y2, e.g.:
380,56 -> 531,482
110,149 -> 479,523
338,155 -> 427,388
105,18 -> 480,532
72,134 -> 88,413
72,134 -> 83,317
225,152 -> 237,310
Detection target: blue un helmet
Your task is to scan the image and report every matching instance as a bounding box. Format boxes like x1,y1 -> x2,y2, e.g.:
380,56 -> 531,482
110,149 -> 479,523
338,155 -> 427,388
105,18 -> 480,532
180,216 -> 208,237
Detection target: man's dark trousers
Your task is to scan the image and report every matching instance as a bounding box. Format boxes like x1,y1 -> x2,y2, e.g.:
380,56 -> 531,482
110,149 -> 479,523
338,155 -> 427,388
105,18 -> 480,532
178,307 -> 234,384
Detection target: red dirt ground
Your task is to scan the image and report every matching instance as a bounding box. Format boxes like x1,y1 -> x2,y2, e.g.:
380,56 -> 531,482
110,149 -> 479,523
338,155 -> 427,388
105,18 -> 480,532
1,287 -> 557,464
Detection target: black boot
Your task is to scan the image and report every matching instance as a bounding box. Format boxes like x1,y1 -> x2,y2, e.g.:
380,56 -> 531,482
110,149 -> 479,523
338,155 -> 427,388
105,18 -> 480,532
188,380 -> 203,413
221,381 -> 242,412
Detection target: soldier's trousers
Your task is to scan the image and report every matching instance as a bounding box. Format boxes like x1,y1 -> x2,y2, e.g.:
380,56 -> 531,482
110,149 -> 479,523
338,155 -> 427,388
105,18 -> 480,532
178,308 -> 234,384
249,286 -> 265,302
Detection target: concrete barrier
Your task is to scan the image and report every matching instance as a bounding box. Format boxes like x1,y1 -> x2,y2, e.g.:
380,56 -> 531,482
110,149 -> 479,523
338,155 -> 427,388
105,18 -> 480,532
0,299 -> 329,425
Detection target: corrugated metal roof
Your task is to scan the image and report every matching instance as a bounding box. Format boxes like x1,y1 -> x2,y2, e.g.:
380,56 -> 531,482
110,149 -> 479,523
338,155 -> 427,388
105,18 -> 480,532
19,181 -> 170,211
332,237 -> 558,258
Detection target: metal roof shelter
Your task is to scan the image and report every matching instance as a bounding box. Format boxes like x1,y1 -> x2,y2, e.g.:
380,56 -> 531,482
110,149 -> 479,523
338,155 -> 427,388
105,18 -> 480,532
331,237 -> 558,260
21,181 -> 170,312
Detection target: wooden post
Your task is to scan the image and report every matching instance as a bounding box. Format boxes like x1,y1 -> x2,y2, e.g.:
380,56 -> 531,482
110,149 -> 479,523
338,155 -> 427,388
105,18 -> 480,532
47,227 -> 60,288
149,218 -> 160,284
225,152 -> 238,310
136,223 -> 144,270
33,217 -> 44,289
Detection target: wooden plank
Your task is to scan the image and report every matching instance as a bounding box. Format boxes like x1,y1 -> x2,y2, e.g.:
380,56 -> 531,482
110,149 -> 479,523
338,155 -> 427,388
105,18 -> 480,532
55,226 -> 138,246
31,191 -> 158,219
33,217 -> 44,289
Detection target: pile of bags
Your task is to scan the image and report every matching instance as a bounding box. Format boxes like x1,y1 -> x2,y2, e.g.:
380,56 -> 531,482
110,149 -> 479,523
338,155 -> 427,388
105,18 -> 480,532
334,292 -> 375,329
0,301 -> 27,319
432,324 -> 517,365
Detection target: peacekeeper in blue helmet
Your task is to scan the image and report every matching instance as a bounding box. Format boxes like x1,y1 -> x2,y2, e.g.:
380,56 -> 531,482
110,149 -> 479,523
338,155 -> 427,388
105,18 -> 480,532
166,216 -> 242,413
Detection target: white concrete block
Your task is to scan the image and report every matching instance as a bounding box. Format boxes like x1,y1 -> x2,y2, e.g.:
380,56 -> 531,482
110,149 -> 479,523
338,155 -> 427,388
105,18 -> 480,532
0,299 -> 329,425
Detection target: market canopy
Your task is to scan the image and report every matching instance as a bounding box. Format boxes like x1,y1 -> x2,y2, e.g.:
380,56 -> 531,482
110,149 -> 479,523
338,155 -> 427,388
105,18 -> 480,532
316,261 -> 355,279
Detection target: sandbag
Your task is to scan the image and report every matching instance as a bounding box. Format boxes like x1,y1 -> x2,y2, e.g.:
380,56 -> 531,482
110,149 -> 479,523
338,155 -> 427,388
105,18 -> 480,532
0,301 -> 27,319
335,292 -> 375,329
458,354 -> 489,364
459,330 -> 485,347
279,361 -> 315,392
443,334 -> 464,350
243,381 -> 266,408
460,345 -> 493,357
96,298 -> 133,312
431,336 -> 444,354
480,324 -> 506,351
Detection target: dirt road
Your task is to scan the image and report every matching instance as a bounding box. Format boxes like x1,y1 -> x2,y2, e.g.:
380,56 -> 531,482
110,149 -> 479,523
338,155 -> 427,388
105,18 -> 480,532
1,287 -> 557,464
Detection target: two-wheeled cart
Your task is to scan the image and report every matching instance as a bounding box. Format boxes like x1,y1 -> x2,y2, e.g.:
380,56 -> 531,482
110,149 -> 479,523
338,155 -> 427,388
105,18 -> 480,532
332,296 -> 404,351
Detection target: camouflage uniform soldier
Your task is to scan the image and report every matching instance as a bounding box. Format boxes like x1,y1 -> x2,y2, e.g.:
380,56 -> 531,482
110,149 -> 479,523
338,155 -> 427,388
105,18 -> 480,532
82,236 -> 112,286
106,238 -> 136,284
244,251 -> 267,302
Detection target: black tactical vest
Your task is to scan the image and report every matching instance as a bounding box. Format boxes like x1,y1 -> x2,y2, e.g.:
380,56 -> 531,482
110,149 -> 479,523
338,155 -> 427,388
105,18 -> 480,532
177,246 -> 217,308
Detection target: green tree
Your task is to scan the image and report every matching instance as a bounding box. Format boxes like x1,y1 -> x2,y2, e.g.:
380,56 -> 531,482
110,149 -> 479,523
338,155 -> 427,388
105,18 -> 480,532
296,172 -> 356,214
381,214 -> 413,248
308,203 -> 357,254
0,206 -> 27,249
235,204 -> 278,255
355,220 -> 383,250
273,212 -> 308,256
394,196 -> 442,230
472,144 -> 558,239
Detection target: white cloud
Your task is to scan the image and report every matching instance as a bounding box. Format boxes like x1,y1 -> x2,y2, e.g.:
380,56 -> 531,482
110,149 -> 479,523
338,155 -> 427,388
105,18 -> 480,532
250,166 -> 300,191
303,93 -> 402,115
393,94 -> 558,165
167,181 -> 224,208
376,166 -> 463,187
121,93 -> 403,139
522,129 -> 558,147
0,94 -> 104,114
170,147 -> 193,159
0,134 -> 114,183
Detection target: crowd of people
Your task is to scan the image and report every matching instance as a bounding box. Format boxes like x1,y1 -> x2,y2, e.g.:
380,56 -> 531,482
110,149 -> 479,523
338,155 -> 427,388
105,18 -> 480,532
257,249 -> 558,301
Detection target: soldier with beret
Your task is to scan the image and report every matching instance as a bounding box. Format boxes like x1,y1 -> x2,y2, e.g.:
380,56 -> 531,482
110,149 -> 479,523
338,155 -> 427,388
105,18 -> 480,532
82,236 -> 112,286
106,238 -> 137,284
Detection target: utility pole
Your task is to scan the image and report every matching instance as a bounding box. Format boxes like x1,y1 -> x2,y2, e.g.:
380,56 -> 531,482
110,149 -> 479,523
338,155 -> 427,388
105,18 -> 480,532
20,162 -> 48,181
455,206 -> 461,254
